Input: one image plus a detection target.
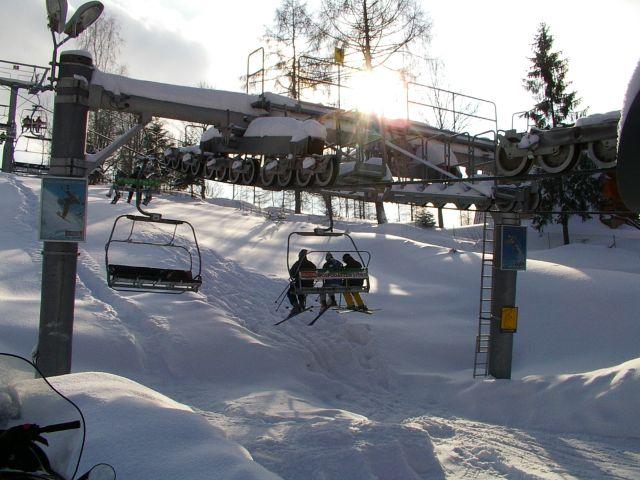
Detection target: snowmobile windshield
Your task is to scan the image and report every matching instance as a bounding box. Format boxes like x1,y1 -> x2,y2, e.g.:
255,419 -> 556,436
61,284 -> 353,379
0,353 -> 85,479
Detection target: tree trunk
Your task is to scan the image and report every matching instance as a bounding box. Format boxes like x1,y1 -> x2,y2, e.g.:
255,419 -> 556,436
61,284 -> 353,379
375,200 -> 387,224
561,215 -> 570,245
294,190 -> 302,213
323,194 -> 333,216
362,1 -> 373,69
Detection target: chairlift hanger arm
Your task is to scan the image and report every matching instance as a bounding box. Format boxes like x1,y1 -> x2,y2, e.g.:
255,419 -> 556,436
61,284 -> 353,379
84,117 -> 151,175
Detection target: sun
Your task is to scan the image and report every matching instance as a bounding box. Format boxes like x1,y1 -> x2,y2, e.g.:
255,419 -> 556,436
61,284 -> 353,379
348,68 -> 407,119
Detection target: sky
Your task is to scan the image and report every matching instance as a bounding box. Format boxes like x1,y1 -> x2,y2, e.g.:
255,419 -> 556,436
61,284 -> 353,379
0,0 -> 638,131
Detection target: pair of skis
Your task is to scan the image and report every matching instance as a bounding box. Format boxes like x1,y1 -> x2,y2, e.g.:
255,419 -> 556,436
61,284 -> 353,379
275,305 -> 378,326
274,306 -> 328,326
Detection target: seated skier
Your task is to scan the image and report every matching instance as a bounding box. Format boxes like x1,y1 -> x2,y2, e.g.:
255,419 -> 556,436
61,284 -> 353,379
21,116 -> 31,133
320,252 -> 342,309
342,253 -> 367,312
287,249 -> 316,314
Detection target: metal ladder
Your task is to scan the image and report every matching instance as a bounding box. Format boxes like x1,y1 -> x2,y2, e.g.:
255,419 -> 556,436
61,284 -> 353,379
473,212 -> 494,377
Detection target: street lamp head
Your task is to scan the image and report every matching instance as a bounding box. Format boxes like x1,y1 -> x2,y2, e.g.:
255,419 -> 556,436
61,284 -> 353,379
46,0 -> 68,34
63,1 -> 104,38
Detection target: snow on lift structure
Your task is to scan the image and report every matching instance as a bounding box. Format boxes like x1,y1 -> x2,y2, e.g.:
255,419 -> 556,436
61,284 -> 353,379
105,160 -> 202,294
286,213 -> 370,297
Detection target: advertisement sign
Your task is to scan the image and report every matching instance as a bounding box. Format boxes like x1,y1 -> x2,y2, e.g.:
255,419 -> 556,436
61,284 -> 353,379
40,177 -> 88,242
500,225 -> 527,271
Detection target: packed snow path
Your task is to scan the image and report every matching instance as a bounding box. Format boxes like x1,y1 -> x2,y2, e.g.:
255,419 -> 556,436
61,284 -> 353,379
1,174 -> 639,479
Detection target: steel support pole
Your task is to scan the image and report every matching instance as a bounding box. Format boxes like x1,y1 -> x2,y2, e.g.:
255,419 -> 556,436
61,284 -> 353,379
36,51 -> 93,377
488,211 -> 520,379
1,86 -> 18,173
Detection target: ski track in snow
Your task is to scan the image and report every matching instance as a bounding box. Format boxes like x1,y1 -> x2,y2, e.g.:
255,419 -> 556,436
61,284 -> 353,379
5,177 -> 640,479
80,193 -> 640,480
5,175 -> 43,262
410,416 -> 640,479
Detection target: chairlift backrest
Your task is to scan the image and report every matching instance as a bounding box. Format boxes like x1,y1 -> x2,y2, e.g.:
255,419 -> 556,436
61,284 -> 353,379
286,229 -> 371,296
105,214 -> 202,294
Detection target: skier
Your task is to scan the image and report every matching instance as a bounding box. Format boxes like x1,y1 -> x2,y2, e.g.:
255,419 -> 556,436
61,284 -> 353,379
57,185 -> 81,220
107,169 -> 126,203
320,252 -> 342,309
33,116 -> 44,134
287,249 -> 316,314
21,116 -> 31,133
342,253 -> 367,311
127,163 -> 145,203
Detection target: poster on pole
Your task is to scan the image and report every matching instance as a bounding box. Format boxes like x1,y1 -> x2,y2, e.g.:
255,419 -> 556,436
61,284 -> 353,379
500,225 -> 527,271
40,177 -> 88,242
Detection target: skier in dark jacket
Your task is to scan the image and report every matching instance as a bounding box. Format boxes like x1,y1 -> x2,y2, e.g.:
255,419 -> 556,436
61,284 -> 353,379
127,163 -> 145,204
342,253 -> 367,311
108,169 -> 126,203
320,252 -> 342,308
287,249 -> 317,313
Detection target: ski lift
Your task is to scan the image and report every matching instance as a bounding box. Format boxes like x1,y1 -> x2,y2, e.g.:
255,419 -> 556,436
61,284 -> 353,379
19,106 -> 49,139
286,217 -> 371,298
105,163 -> 202,294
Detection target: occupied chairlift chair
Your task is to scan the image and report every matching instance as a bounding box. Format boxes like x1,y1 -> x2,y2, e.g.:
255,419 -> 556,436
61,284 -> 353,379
20,106 -> 49,139
286,216 -> 371,299
105,160 -> 202,294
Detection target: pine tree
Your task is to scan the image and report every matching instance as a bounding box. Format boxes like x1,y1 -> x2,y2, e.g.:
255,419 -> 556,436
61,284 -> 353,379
523,23 -> 599,244
524,23 -> 578,130
414,208 -> 436,228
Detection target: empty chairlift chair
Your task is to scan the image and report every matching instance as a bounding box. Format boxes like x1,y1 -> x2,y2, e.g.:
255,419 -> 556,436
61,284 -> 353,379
105,214 -> 202,294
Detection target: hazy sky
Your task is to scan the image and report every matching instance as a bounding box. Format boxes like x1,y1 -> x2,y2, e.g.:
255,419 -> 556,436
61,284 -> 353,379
0,0 -> 638,129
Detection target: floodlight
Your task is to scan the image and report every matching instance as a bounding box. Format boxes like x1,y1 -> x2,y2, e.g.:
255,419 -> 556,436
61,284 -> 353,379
46,0 -> 68,34
64,1 -> 104,38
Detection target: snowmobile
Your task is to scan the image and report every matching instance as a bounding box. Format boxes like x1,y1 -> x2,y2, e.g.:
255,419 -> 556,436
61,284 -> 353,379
0,353 -> 116,480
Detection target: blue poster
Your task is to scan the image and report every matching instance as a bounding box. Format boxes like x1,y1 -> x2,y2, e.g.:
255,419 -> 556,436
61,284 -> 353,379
501,225 -> 527,271
40,177 -> 88,242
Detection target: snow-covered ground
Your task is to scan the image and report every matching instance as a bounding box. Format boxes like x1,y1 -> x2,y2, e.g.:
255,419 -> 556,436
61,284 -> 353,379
1,173 -> 639,479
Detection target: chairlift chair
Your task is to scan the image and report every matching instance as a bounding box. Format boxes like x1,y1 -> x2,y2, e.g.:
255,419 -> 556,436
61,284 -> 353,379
19,106 -> 49,139
286,228 -> 371,297
105,193 -> 202,294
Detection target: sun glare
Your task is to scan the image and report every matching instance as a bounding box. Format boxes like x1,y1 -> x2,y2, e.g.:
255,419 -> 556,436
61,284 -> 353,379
349,69 -> 407,119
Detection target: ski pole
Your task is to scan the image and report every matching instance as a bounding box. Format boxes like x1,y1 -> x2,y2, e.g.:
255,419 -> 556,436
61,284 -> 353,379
275,288 -> 289,312
274,283 -> 289,304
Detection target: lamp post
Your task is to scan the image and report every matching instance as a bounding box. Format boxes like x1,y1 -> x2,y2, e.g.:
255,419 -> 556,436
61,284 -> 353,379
36,0 -> 103,377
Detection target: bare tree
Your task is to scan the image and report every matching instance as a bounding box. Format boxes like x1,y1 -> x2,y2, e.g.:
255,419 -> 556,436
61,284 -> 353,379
264,0 -> 316,99
74,14 -> 128,174
316,0 -> 432,224
317,0 -> 431,70
75,14 -> 124,73
263,0 -> 319,213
